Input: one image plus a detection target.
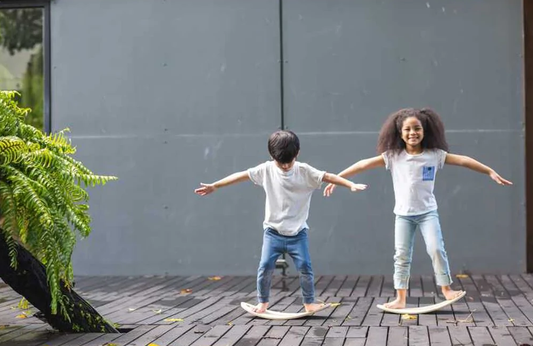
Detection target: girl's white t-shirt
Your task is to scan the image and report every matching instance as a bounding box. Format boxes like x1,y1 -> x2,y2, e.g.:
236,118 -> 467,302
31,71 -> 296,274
382,149 -> 447,216
247,161 -> 325,236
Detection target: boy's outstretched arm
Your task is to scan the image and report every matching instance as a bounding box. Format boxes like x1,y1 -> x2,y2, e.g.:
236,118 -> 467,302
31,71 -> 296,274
324,155 -> 384,196
322,173 -> 367,192
445,154 -> 513,185
194,171 -> 250,196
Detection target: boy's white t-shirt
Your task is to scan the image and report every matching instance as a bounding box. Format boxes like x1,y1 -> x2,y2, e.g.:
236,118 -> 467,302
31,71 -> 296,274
382,149 -> 447,216
247,161 -> 326,236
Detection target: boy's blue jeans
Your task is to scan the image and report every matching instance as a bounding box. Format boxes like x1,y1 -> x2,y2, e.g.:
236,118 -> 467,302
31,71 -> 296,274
393,210 -> 453,289
257,228 -> 315,304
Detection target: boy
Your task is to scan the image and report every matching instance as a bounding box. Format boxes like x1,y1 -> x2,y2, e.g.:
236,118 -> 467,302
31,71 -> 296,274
195,130 -> 367,313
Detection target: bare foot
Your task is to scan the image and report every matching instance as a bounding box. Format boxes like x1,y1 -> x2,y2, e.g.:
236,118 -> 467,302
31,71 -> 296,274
383,298 -> 406,309
304,302 -> 326,313
442,288 -> 463,300
253,302 -> 269,313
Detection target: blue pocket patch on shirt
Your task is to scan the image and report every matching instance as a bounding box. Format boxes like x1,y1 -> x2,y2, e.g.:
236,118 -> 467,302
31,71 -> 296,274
422,166 -> 436,181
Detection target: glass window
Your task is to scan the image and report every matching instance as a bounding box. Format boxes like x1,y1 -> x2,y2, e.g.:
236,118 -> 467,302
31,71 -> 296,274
0,7 -> 44,130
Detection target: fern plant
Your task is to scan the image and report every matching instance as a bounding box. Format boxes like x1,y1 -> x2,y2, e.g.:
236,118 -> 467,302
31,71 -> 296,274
0,91 -> 117,317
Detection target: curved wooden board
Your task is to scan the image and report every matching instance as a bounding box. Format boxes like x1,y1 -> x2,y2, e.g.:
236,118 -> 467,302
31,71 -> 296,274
240,302 -> 332,320
376,290 -> 466,314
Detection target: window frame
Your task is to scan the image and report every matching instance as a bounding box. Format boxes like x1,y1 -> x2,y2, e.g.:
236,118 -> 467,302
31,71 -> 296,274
0,0 -> 51,133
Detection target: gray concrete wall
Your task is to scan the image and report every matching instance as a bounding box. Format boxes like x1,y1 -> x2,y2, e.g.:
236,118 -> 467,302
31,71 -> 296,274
50,0 -> 524,276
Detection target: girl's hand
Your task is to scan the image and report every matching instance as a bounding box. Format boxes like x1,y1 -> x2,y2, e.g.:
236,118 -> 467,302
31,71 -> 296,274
489,171 -> 513,186
350,183 -> 368,192
194,183 -> 217,196
323,183 -> 337,197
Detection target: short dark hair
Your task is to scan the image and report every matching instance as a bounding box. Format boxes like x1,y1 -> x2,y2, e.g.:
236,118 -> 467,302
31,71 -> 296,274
268,130 -> 300,163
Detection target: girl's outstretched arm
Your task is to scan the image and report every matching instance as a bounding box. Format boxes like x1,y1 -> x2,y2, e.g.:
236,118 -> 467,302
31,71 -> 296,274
195,171 -> 250,196
324,155 -> 385,196
445,154 -> 513,185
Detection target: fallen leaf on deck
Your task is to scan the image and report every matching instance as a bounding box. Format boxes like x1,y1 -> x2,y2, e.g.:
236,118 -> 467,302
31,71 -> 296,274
330,303 -> 341,307
401,314 -> 417,320
128,308 -> 136,312
455,274 -> 469,278
147,344 -> 160,346
15,314 -> 27,319
164,318 -> 184,322
509,318 -> 515,323
153,309 -> 162,314
180,289 -> 192,294
227,322 -> 233,326
18,298 -> 29,310
208,276 -> 222,281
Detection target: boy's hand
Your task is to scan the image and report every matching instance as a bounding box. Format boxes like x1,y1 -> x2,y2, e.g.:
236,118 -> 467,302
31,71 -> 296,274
350,183 -> 367,192
323,183 -> 336,197
195,183 -> 217,196
489,171 -> 513,186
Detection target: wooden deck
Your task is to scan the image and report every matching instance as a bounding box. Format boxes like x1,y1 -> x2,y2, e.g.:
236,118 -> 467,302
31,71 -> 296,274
1,274 -> 533,345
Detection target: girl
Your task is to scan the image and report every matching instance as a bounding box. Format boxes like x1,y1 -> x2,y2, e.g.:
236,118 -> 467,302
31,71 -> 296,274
323,108 -> 512,309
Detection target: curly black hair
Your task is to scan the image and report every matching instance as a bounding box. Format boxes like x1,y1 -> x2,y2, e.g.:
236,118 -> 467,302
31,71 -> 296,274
377,108 -> 448,154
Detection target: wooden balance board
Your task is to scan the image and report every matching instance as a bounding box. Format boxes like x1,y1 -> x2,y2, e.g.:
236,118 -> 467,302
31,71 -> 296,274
240,302 -> 333,320
376,290 -> 466,314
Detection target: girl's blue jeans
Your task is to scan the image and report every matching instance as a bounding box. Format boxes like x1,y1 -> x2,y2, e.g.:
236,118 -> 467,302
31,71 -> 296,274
393,210 -> 453,289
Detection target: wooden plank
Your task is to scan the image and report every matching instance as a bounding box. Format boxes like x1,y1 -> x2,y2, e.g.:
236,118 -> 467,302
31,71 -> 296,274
301,326 -> 327,346
163,324 -> 212,346
408,326 -> 430,346
346,326 -> 368,338
352,276 -> 371,297
3,325 -> 51,346
314,276 -> 335,297
489,326 -> 519,346
447,326 -> 472,346
277,326 -> 309,346
380,297 -> 401,327
157,296 -> 223,325
325,298 -> 357,326
410,275 -> 423,297
387,326 -> 408,346
508,326 -> 533,345
121,325 -> 175,346
34,332 -> 86,346
418,297 -> 438,326
212,325 -> 252,346
0,324 -> 45,344
79,333 -> 122,346
325,326 -> 348,338
361,297 -> 385,326
381,275 -> 395,298
101,325 -> 157,345
468,326 -> 494,345
50,333 -> 104,346
342,297 -> 372,326
337,276 -> 358,297
322,276 -> 347,297
343,338 -> 366,346
366,276 -> 383,297
364,326 -> 387,345
456,277 -> 492,326
233,325 -> 270,346
421,275 -> 438,297
188,325 -> 233,346
471,275 -> 512,326
427,326 -> 451,346
322,337 -> 344,346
